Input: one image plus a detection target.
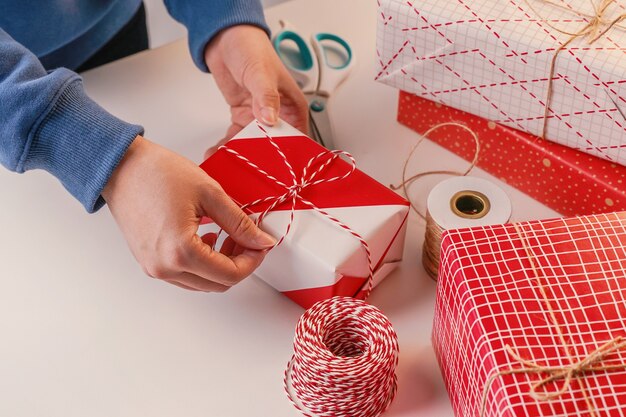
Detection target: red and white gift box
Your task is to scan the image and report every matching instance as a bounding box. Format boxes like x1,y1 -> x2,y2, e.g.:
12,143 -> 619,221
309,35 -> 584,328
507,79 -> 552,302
398,91 -> 626,216
376,0 -> 626,165
198,120 -> 409,309
433,211 -> 626,417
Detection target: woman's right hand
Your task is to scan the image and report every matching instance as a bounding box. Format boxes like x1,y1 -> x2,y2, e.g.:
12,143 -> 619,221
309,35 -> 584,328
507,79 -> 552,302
102,135 -> 276,292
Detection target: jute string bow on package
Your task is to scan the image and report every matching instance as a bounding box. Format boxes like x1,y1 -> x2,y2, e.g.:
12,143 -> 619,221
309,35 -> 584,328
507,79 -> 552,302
432,212 -> 626,417
480,224 -> 626,417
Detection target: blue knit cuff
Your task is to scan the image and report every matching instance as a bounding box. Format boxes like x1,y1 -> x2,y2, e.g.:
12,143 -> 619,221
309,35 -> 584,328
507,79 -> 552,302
23,78 -> 144,213
186,0 -> 270,72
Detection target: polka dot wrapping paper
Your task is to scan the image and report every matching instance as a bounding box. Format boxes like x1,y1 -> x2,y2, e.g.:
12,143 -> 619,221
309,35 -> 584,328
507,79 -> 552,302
398,91 -> 626,216
433,211 -> 626,417
376,0 -> 626,166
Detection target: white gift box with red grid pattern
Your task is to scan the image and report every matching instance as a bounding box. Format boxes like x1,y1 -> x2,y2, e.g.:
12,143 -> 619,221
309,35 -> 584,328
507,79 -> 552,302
376,0 -> 626,166
198,121 -> 409,309
433,212 -> 626,417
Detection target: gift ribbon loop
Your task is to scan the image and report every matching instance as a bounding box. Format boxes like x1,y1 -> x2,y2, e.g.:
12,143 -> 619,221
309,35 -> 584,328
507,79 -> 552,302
504,338 -> 626,401
217,121 -> 373,296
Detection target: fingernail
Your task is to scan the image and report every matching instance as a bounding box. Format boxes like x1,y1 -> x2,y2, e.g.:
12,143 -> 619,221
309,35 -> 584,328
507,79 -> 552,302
260,107 -> 278,125
255,231 -> 277,248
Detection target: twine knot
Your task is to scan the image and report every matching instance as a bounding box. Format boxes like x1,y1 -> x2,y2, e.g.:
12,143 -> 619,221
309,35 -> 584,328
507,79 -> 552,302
217,121 -> 376,297
570,0 -> 625,43
524,0 -> 626,137
480,223 -> 626,417
287,183 -> 305,199
503,337 -> 626,402
579,0 -> 617,42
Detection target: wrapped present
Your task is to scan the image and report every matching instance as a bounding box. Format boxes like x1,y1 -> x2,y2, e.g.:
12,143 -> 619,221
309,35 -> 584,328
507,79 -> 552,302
198,120 -> 409,309
433,211 -> 626,417
398,90 -> 626,216
376,0 -> 626,165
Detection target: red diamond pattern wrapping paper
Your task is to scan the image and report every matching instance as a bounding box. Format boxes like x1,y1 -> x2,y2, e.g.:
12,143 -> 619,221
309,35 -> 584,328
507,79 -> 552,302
198,120 -> 409,309
376,0 -> 626,165
398,90 -> 626,216
433,211 -> 626,417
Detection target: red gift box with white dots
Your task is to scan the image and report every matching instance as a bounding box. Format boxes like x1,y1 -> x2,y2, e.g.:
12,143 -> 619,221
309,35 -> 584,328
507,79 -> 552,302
398,91 -> 626,216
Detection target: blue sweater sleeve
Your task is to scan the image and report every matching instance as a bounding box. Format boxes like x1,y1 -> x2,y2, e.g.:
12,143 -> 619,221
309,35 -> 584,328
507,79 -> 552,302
0,28 -> 144,213
164,0 -> 270,72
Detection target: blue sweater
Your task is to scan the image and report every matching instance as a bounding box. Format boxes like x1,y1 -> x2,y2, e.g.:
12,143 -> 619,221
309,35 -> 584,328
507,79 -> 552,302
0,0 -> 268,212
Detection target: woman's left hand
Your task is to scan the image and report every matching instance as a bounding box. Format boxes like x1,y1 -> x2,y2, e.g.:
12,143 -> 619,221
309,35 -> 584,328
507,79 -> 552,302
204,24 -> 309,155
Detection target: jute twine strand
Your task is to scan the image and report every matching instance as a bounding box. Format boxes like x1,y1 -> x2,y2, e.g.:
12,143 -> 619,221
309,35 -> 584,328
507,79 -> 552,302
390,123 -> 481,279
217,121 -> 399,417
523,0 -> 626,138
479,222 -> 626,417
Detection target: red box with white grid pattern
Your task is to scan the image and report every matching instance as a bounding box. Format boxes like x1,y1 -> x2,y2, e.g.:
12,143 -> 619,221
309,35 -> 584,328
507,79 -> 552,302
398,90 -> 626,216
433,211 -> 626,417
376,0 -> 626,166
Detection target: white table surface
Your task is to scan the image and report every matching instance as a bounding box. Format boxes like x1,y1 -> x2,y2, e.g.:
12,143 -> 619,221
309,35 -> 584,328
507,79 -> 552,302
0,1 -> 559,416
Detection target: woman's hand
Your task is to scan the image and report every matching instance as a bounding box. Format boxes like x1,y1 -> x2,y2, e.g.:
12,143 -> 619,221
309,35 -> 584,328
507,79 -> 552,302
205,25 -> 309,153
103,135 -> 276,292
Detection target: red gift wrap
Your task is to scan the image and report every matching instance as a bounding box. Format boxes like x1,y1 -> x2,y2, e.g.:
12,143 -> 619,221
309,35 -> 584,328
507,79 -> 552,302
199,121 -> 409,309
433,211 -> 626,417
398,91 -> 626,217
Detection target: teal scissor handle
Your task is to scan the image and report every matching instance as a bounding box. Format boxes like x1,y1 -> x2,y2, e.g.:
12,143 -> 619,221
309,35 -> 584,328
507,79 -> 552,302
273,30 -> 314,71
314,33 -> 353,70
311,32 -> 354,96
273,29 -> 319,93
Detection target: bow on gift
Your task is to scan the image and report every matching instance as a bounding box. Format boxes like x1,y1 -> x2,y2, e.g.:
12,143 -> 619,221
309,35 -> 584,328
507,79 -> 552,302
215,121 -> 375,298
524,0 -> 626,137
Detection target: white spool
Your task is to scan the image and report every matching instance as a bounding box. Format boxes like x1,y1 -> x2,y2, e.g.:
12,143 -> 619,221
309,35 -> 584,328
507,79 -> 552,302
422,176 -> 512,280
427,176 -> 512,230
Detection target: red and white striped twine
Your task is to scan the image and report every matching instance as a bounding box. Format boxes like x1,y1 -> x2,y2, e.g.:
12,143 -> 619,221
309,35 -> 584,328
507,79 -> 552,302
286,297 -> 399,417
218,121 -> 399,416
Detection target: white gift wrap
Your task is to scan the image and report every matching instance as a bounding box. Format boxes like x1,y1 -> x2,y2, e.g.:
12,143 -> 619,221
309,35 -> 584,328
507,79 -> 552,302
198,121 -> 409,309
376,0 -> 626,165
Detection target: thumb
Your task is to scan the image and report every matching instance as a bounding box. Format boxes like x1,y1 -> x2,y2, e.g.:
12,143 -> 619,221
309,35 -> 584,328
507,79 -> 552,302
244,64 -> 281,126
201,182 -> 276,250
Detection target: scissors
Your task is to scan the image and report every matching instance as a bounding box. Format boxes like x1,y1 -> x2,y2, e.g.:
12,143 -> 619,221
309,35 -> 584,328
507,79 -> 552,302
273,21 -> 354,149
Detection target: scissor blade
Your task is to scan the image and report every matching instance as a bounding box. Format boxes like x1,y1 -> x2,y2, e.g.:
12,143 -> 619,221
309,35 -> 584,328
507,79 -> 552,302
307,96 -> 336,150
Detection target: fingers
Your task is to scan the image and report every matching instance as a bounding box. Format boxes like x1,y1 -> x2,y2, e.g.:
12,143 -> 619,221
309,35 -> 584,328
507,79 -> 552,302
219,236 -> 247,257
183,235 -> 267,286
200,182 -> 276,250
151,234 -> 267,291
166,279 -> 201,291
242,62 -> 281,126
272,57 -> 310,134
164,272 -> 230,293
279,82 -> 310,135
145,243 -> 265,292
